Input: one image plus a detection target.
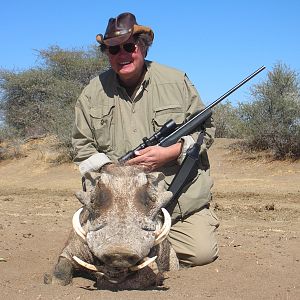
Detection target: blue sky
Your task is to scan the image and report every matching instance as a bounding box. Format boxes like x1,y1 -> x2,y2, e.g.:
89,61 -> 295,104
1,1 -> 299,105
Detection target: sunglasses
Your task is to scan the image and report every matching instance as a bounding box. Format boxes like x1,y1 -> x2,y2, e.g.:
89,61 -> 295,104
107,43 -> 137,55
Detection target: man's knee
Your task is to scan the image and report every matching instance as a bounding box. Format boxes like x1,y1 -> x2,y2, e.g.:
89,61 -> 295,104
177,239 -> 219,266
186,242 -> 219,266
169,207 -> 220,267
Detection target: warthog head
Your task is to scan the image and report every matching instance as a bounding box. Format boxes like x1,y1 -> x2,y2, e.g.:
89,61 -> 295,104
72,165 -> 173,282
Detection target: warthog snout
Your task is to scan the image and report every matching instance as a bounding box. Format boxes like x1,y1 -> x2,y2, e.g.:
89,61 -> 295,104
101,250 -> 141,268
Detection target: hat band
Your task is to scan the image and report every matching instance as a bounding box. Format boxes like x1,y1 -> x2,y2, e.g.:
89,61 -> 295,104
105,28 -> 132,38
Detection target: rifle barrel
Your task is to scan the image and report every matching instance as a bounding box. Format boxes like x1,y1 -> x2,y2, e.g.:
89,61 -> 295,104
159,66 -> 266,147
205,65 -> 266,112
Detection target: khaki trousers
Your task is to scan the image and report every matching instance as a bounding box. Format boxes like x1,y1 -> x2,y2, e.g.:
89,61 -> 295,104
168,206 -> 220,266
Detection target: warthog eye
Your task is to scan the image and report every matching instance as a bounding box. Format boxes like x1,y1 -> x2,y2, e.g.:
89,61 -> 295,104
90,184 -> 112,210
135,188 -> 152,209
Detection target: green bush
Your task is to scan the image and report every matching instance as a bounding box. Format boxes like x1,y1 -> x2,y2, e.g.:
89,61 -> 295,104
237,63 -> 300,159
0,45 -> 109,160
213,101 -> 243,138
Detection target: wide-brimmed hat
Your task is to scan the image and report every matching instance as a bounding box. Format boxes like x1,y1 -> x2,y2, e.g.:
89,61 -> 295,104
96,12 -> 154,46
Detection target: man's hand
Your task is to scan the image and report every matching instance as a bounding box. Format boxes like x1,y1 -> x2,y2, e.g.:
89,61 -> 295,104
126,143 -> 182,171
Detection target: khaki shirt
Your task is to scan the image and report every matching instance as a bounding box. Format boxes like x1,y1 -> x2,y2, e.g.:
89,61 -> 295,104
72,61 -> 215,221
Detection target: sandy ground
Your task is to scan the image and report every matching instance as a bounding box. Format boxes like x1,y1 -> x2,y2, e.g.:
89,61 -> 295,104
0,138 -> 299,300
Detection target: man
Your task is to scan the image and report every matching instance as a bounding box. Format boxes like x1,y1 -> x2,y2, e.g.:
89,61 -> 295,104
72,12 -> 219,266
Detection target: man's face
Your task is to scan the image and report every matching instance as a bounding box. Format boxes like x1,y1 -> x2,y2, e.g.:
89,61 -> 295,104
106,38 -> 146,84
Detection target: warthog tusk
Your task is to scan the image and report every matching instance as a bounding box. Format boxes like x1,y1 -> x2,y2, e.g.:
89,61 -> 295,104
73,255 -> 104,275
73,254 -> 157,280
72,207 -> 87,241
129,255 -> 158,271
154,208 -> 171,246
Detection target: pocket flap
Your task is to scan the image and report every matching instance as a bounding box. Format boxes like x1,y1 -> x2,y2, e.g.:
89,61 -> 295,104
154,105 -> 185,126
90,105 -> 113,118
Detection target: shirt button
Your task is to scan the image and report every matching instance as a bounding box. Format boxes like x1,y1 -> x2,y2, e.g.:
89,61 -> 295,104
132,109 -> 135,113
133,129 -> 137,132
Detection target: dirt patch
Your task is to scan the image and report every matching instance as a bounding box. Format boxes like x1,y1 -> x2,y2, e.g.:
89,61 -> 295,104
0,138 -> 299,299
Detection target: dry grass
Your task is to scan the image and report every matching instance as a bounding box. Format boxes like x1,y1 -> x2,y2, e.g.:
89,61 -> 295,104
0,135 -> 71,164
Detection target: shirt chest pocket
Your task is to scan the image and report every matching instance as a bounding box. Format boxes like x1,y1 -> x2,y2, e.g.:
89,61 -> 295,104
90,106 -> 115,152
152,105 -> 185,132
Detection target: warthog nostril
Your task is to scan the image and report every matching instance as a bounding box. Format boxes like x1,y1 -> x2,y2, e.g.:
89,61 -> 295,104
101,253 -> 140,267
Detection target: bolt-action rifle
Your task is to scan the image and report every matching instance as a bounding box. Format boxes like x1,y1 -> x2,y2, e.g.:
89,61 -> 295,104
118,66 -> 266,164
119,66 -> 266,217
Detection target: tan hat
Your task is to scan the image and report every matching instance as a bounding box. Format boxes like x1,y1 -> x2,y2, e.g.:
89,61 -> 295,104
96,12 -> 154,46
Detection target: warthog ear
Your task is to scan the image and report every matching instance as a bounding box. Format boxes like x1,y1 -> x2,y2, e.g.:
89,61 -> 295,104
75,191 -> 90,206
146,172 -> 166,192
146,172 -> 173,208
84,171 -> 100,186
